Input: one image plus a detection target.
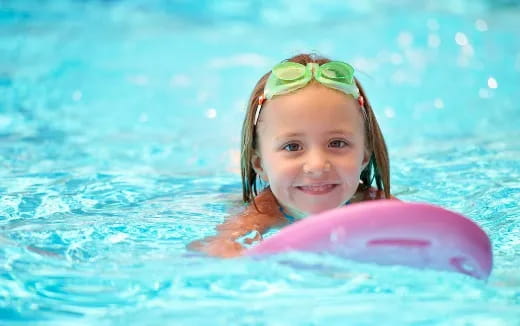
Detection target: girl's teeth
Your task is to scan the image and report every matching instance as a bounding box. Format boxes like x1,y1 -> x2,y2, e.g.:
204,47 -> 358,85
300,184 -> 334,192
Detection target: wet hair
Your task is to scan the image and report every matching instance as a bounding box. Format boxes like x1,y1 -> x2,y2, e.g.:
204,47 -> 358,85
240,53 -> 391,207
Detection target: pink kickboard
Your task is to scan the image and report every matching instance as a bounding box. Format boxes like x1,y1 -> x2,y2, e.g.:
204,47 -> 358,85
245,200 -> 492,279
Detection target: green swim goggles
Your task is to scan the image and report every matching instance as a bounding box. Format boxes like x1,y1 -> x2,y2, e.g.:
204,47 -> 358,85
254,61 -> 362,125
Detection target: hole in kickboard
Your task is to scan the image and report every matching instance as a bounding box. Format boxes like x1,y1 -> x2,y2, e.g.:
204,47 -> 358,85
366,239 -> 431,248
450,256 -> 476,276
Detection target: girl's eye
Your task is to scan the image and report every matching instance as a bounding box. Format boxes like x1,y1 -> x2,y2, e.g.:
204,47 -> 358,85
329,140 -> 348,148
282,143 -> 302,152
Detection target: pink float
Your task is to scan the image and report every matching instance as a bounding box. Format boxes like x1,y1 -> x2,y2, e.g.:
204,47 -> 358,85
246,200 -> 492,279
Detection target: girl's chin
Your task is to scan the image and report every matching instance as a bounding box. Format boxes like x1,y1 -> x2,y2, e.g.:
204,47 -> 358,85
297,203 -> 344,216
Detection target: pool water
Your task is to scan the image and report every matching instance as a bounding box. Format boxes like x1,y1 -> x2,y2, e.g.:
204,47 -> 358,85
1,0 -> 519,324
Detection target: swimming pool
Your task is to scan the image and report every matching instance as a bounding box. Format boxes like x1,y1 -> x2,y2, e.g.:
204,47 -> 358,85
1,0 -> 519,324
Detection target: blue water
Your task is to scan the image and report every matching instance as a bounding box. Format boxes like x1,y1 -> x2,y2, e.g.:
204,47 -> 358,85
1,0 -> 519,324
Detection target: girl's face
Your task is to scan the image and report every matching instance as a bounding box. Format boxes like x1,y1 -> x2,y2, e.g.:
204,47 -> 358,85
252,83 -> 370,218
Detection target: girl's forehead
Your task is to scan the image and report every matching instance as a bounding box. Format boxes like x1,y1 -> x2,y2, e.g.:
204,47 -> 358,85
257,84 -> 364,132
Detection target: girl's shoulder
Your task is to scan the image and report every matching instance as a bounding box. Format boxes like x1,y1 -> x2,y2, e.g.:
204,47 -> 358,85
220,189 -> 284,234
242,188 -> 285,223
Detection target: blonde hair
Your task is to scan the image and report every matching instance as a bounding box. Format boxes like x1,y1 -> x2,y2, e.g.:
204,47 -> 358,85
240,53 -> 391,206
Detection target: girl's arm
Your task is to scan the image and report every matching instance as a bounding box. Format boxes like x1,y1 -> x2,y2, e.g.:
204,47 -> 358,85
188,187 -> 396,257
187,189 -> 284,258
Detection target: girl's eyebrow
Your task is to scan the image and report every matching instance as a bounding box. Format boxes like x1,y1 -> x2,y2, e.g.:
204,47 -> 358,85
275,130 -> 355,141
275,132 -> 304,140
327,129 -> 355,136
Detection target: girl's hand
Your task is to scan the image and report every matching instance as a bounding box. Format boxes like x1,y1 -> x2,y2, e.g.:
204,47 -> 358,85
187,237 -> 245,258
187,189 -> 282,258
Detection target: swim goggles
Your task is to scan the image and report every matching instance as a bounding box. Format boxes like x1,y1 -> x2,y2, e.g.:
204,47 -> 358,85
254,61 -> 363,125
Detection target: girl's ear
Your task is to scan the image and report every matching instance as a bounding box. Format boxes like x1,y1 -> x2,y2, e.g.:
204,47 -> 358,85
251,151 -> 269,182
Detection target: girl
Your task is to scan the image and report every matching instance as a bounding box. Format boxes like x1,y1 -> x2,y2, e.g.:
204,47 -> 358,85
189,53 -> 393,257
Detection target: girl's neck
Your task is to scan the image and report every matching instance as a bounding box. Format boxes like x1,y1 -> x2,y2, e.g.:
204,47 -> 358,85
279,205 -> 307,223
279,201 -> 351,223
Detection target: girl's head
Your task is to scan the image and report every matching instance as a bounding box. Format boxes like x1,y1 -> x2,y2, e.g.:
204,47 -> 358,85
241,53 -> 390,216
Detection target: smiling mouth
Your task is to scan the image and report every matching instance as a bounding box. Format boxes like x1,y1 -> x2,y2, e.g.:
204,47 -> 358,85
297,184 -> 338,195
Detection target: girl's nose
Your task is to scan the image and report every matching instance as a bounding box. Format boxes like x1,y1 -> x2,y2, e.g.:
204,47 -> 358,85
302,151 -> 331,176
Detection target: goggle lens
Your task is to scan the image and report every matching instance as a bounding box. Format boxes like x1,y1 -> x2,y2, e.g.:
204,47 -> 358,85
320,62 -> 354,83
272,62 -> 306,81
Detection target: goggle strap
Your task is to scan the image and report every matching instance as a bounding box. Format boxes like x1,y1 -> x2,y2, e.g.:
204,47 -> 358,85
253,95 -> 265,126
358,95 -> 365,107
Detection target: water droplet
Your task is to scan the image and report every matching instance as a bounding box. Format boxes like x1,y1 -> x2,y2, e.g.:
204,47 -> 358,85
455,32 -> 469,46
206,108 -> 217,119
475,19 -> 488,32
384,107 -> 395,118
397,32 -> 413,47
428,34 -> 441,48
487,77 -> 498,89
434,98 -> 444,109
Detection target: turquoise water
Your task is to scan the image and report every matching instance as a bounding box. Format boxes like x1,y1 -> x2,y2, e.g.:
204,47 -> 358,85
1,0 -> 519,324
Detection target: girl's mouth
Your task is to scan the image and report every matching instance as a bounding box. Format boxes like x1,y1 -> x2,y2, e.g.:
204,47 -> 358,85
297,184 -> 338,195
